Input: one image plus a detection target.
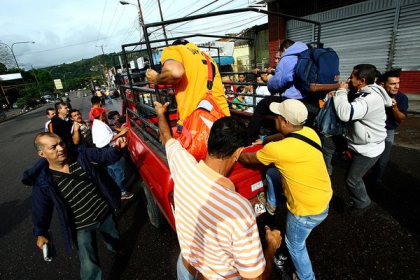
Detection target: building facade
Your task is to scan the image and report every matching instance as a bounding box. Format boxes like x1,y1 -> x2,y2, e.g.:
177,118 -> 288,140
266,0 -> 420,93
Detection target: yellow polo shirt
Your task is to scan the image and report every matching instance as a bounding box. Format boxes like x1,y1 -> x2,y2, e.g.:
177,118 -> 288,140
256,127 -> 332,216
161,43 -> 230,124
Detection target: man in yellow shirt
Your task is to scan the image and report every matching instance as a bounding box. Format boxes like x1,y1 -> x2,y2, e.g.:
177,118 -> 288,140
239,99 -> 332,280
146,39 -> 230,125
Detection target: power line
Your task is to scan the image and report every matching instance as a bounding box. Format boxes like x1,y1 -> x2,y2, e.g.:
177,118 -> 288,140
170,14 -> 265,35
105,1 -> 120,38
149,0 -> 220,39
95,0 -> 109,44
108,5 -> 128,38
19,28 -> 138,56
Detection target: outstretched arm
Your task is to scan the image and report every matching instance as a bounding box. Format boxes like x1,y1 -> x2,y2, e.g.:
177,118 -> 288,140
146,60 -> 184,85
154,101 -> 172,146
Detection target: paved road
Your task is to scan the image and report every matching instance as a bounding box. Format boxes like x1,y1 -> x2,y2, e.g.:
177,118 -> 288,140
0,94 -> 179,280
0,93 -> 419,279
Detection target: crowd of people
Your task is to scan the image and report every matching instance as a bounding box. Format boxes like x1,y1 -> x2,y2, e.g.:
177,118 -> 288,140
23,94 -> 136,279
149,39 -> 408,280
23,38 -> 408,280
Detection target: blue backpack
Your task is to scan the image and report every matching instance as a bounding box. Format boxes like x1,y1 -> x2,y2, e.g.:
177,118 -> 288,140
294,47 -> 340,94
315,96 -> 348,136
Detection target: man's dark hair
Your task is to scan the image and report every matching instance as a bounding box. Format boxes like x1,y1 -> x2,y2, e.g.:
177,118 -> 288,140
108,110 -> 120,119
353,64 -> 377,85
46,108 -> 55,115
69,109 -> 81,116
236,86 -> 245,93
207,117 -> 247,158
279,39 -> 295,52
54,102 -> 67,112
172,39 -> 189,46
380,69 -> 401,84
91,96 -> 101,105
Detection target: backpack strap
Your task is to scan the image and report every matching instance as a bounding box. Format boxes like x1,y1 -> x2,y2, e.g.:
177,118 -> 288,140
202,52 -> 215,93
286,133 -> 322,152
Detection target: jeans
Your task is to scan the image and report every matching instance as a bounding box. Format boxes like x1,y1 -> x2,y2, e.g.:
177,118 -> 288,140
371,129 -> 395,186
177,254 -> 197,280
346,152 -> 380,208
300,98 -> 320,128
77,214 -> 120,280
285,207 -> 329,280
322,136 -> 336,176
265,167 -> 283,207
107,157 -> 127,193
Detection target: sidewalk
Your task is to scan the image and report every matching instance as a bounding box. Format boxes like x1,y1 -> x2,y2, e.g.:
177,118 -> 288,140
407,93 -> 420,114
393,93 -> 420,150
0,108 -> 25,123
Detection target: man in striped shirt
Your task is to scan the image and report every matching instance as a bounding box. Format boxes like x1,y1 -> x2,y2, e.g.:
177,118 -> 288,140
154,101 -> 281,280
22,132 -> 127,280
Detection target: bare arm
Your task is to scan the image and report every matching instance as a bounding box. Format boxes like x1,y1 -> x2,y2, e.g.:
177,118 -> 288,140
154,101 -> 172,146
391,99 -> 407,123
239,152 -> 261,165
72,122 -> 80,145
263,133 -> 284,144
243,226 -> 282,280
146,60 -> 185,85
111,127 -> 128,142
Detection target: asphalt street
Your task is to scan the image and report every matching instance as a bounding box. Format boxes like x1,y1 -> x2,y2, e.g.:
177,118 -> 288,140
0,93 -> 419,279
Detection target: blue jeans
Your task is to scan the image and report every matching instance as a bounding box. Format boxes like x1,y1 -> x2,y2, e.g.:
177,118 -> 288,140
177,254 -> 197,280
346,152 -> 380,208
77,214 -> 120,280
107,157 -> 127,193
285,207 -> 329,280
322,136 -> 336,176
371,129 -> 395,186
265,167 -> 283,207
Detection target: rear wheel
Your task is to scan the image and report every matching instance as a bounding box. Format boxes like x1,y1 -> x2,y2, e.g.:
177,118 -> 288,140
141,182 -> 165,228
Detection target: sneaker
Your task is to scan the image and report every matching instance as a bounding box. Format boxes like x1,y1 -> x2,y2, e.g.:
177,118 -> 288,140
349,201 -> 377,217
121,191 -> 134,200
257,192 -> 276,215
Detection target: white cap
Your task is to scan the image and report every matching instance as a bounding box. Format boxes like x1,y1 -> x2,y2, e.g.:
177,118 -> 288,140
269,99 -> 308,125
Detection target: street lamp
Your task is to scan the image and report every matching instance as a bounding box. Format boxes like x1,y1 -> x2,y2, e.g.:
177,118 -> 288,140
0,41 -> 35,69
120,0 -> 145,40
120,0 -> 168,45
10,41 -> 35,69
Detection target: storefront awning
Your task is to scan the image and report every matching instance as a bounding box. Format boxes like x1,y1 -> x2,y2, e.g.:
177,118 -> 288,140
212,56 -> 234,66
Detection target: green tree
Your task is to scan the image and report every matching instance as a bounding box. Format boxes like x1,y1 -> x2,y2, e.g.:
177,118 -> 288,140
0,63 -> 7,74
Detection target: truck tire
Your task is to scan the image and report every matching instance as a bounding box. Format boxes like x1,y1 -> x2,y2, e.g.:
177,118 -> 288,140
142,183 -> 165,228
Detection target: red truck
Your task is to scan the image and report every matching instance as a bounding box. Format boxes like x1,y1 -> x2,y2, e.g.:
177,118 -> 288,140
113,8 -> 322,228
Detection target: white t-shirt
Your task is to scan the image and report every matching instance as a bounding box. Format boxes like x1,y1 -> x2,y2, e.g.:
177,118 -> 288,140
244,86 -> 271,113
91,119 -> 114,148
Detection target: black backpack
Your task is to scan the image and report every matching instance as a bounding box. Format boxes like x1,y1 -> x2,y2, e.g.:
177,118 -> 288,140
294,47 -> 340,94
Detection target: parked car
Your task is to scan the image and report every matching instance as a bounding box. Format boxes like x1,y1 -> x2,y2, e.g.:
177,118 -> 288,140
41,95 -> 54,103
20,105 -> 32,113
0,108 -> 6,121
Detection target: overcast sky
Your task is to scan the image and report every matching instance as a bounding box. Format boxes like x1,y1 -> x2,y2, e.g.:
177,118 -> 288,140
0,0 -> 267,69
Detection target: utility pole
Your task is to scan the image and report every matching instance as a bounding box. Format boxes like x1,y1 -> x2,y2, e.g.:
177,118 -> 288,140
120,1 -> 145,41
157,0 -> 169,46
31,65 -> 41,95
95,45 -> 109,89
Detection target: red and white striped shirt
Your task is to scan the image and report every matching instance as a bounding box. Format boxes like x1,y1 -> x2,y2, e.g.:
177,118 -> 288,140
166,139 -> 265,279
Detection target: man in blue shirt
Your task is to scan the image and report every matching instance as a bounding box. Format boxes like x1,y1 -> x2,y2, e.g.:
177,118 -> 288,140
247,40 -> 309,143
371,70 -> 408,187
